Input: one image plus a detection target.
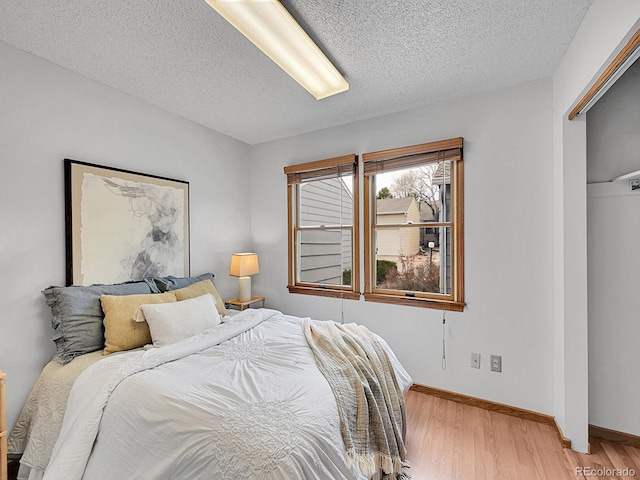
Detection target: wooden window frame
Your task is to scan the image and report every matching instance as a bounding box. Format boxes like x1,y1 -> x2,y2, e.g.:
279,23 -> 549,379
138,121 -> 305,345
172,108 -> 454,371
285,154 -> 360,300
363,137 -> 465,312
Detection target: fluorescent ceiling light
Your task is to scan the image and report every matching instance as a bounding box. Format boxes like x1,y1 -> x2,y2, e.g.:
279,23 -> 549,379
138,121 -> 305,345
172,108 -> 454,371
205,0 -> 349,100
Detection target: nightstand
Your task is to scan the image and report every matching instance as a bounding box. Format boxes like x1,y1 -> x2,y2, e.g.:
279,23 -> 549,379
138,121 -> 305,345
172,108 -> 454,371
225,296 -> 265,311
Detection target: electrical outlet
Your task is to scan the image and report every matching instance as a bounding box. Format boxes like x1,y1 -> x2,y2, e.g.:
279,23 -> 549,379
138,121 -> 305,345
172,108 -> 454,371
471,352 -> 480,369
490,355 -> 502,372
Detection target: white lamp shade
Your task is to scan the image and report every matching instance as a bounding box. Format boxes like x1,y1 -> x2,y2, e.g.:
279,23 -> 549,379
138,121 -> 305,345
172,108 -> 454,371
229,253 -> 260,277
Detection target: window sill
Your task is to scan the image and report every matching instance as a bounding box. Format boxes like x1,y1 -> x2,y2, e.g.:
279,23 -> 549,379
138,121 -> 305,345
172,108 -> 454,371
364,293 -> 465,312
287,285 -> 360,301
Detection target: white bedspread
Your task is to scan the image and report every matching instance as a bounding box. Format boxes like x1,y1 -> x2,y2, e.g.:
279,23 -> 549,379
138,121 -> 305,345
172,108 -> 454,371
43,309 -> 411,480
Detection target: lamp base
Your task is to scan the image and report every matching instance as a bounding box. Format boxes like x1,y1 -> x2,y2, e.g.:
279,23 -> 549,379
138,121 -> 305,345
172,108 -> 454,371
238,276 -> 252,302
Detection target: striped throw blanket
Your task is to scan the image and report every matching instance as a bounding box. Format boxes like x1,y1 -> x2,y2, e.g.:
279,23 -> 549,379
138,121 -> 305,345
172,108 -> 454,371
302,319 -> 410,480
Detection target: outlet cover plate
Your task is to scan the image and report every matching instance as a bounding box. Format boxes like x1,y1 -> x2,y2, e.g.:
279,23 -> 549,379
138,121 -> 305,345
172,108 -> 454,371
490,355 -> 502,372
471,352 -> 481,369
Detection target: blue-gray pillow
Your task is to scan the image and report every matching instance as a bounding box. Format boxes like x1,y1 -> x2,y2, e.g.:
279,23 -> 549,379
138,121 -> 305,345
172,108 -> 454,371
43,282 -> 153,364
143,277 -> 162,293
151,273 -> 215,293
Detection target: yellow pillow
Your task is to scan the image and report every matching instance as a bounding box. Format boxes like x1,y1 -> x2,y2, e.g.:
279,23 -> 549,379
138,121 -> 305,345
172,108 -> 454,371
171,279 -> 227,316
101,292 -> 177,355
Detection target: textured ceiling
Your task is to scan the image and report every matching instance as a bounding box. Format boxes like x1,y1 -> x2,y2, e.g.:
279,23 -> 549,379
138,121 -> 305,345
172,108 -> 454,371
0,0 -> 592,145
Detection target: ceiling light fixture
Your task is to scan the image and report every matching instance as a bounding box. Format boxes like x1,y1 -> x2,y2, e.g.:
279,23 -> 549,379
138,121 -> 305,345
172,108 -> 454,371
205,0 -> 349,100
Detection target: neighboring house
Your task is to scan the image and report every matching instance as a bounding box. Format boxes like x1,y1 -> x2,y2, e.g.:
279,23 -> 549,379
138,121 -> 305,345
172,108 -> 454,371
433,162 -> 452,294
376,197 -> 420,261
298,177 -> 353,285
377,163 -> 452,295
418,201 -> 438,247
410,162 -> 452,248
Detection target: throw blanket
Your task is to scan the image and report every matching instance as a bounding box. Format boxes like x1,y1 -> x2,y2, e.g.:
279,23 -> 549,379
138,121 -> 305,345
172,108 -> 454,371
302,319 -> 409,480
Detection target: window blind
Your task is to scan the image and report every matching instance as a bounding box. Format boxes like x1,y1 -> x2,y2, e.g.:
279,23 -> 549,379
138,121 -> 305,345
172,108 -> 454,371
285,154 -> 357,185
362,137 -> 462,176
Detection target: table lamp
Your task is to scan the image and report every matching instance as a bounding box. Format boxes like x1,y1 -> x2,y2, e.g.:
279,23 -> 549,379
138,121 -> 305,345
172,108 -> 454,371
229,253 -> 259,302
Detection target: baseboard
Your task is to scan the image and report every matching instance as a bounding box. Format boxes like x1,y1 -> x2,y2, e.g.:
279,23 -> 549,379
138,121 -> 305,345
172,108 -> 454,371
409,384 -> 572,449
554,420 -> 573,450
589,424 -> 640,449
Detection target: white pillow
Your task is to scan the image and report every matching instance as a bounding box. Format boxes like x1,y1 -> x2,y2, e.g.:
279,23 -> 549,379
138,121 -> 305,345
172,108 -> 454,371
139,293 -> 221,347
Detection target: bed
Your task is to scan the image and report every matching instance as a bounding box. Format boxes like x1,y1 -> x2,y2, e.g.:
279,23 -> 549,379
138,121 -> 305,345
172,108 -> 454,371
8,275 -> 412,480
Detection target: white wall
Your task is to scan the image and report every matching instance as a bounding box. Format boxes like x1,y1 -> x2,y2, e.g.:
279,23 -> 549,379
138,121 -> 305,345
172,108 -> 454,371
552,0 -> 640,452
586,59 -> 640,436
0,41 -> 252,430
250,79 -> 555,416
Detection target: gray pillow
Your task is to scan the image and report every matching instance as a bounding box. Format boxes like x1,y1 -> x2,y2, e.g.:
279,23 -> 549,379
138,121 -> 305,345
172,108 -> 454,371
151,273 -> 215,293
43,282 -> 153,364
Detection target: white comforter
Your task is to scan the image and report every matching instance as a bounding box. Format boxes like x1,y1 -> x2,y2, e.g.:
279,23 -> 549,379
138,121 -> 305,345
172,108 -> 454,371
43,309 -> 411,480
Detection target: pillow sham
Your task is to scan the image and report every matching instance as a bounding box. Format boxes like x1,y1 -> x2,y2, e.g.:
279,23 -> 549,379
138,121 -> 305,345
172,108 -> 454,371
170,279 -> 227,316
43,281 -> 154,364
101,291 -> 177,355
139,293 -> 221,347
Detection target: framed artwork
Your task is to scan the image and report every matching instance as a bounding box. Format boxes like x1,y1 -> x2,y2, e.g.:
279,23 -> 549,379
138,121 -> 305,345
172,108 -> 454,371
65,159 -> 190,286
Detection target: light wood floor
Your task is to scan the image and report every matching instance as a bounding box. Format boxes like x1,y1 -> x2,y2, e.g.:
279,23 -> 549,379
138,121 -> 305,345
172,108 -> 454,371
404,389 -> 640,480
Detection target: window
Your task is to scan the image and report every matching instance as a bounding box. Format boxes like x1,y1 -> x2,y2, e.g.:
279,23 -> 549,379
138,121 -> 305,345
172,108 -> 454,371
285,154 -> 360,299
363,138 -> 465,311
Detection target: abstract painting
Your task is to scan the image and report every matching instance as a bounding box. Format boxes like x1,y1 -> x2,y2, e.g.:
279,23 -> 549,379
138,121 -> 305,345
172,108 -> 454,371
65,159 -> 190,286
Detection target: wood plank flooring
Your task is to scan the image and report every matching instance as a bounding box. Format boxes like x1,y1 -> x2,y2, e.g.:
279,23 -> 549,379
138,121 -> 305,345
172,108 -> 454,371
404,389 -> 640,480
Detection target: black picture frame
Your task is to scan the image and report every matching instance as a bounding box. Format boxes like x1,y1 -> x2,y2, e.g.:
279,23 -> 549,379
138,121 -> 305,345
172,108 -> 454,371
65,159 -> 190,286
